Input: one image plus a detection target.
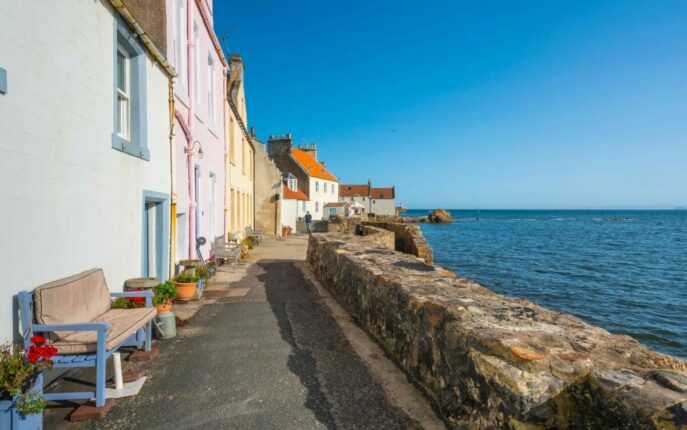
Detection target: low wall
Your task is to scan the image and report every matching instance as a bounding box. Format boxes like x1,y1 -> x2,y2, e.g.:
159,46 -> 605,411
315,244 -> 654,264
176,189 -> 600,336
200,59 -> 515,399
327,218 -> 433,263
307,232 -> 687,429
362,225 -> 395,250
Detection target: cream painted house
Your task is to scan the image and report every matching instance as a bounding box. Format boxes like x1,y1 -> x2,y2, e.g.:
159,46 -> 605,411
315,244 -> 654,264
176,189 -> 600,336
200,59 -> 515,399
226,54 -> 255,237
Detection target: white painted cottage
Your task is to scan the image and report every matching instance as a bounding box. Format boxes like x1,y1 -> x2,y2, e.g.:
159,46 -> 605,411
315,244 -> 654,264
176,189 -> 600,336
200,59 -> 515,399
0,1 -> 175,343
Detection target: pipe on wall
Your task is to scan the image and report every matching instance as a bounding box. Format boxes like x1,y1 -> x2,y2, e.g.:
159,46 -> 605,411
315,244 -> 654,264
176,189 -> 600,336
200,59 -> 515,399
186,0 -> 197,259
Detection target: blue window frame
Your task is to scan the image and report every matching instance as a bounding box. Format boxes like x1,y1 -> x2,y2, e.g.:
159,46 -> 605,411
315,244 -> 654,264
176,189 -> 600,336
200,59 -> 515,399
112,17 -> 149,160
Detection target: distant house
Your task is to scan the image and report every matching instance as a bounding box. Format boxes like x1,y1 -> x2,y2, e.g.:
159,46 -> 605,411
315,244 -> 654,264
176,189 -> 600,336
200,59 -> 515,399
323,202 -> 349,219
267,135 -> 339,230
339,180 -> 397,216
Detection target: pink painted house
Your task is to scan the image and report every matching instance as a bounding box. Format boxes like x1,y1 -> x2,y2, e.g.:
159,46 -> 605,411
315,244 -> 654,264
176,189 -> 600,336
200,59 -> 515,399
167,0 -> 227,263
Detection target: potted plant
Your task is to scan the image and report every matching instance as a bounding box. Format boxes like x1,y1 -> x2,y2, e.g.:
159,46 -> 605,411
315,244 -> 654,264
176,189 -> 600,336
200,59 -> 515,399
1,336 -> 57,429
152,281 -> 177,313
174,272 -> 198,302
111,288 -> 146,309
194,266 -> 210,299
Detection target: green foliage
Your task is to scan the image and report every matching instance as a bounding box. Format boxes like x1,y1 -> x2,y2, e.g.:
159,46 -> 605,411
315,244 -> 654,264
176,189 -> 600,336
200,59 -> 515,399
0,345 -> 39,400
15,389 -> 45,416
243,237 -> 254,250
207,261 -> 218,268
175,272 -> 199,283
111,297 -> 145,309
195,265 -> 210,280
153,280 -> 177,306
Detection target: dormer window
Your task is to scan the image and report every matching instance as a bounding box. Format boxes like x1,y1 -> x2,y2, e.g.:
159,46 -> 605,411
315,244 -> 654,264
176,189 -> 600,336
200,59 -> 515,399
286,173 -> 297,191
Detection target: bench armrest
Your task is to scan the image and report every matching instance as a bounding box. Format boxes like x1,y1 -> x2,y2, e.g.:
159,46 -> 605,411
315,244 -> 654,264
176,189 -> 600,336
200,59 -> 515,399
33,322 -> 110,355
111,291 -> 153,307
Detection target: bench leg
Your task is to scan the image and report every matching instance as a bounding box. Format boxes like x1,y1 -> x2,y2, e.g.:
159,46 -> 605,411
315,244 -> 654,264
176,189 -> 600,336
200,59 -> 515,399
95,349 -> 107,407
145,320 -> 152,352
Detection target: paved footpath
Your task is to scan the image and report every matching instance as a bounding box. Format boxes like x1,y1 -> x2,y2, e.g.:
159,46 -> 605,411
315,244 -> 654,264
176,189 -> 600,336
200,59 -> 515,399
53,235 -> 442,430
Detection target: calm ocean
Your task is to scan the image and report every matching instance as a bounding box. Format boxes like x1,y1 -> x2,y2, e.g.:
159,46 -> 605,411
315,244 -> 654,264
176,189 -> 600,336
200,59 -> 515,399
406,209 -> 687,359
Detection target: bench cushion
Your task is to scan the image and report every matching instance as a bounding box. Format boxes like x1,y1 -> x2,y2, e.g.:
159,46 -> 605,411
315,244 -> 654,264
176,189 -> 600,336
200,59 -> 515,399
34,269 -> 111,338
49,307 -> 157,354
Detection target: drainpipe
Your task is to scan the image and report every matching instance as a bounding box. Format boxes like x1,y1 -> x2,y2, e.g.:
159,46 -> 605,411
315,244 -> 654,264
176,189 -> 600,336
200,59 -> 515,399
169,77 -> 177,279
186,0 -> 197,259
222,70 -> 229,241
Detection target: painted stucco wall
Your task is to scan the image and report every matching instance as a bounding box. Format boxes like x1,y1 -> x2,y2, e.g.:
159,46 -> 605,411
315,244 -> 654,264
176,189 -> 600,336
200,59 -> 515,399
167,0 -> 226,259
340,195 -> 370,213
281,199 -> 302,231
226,102 -> 254,237
370,198 -> 396,216
0,1 -> 171,342
306,178 -> 339,220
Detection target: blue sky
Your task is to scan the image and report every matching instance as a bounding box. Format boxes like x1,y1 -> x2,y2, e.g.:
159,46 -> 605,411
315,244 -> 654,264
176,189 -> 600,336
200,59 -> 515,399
214,0 -> 687,209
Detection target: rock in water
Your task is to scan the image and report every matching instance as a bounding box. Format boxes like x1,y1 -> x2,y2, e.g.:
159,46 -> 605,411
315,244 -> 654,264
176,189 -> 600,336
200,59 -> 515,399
429,209 -> 453,223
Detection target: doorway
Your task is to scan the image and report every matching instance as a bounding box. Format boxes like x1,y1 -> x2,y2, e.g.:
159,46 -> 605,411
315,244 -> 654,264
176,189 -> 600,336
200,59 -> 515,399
142,191 -> 170,281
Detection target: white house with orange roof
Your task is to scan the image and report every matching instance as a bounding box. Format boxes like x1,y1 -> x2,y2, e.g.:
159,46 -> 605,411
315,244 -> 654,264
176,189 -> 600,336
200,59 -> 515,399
266,135 -> 339,230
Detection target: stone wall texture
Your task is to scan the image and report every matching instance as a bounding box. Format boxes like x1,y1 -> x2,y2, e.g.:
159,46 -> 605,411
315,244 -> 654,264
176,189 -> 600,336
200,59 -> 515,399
307,232 -> 687,429
327,219 -> 433,263
122,0 -> 167,52
254,137 -> 282,235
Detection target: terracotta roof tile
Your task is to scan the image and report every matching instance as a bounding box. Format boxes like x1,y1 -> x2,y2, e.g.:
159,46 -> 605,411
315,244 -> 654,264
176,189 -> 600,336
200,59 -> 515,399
283,186 -> 309,200
371,188 -> 395,199
339,184 -> 370,197
291,149 -> 338,182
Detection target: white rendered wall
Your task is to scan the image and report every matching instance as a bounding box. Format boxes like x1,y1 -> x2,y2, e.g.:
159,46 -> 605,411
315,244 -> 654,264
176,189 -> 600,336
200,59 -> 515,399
0,2 -> 171,343
306,178 -> 339,220
370,198 -> 396,216
281,199 -> 299,231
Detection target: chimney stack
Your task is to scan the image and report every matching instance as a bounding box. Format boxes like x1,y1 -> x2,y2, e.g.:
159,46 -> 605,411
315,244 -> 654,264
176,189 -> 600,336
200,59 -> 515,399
267,133 -> 294,156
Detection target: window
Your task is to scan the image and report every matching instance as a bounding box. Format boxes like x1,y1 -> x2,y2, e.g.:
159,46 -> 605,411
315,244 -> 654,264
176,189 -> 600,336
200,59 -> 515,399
329,208 -> 336,216
207,53 -> 216,123
287,174 -> 297,191
229,117 -> 235,164
113,18 -> 148,159
362,197 -> 366,201
315,181 -> 319,192
315,202 -> 319,212
241,138 -> 246,175
172,0 -> 186,95
193,22 -> 200,108
116,47 -> 130,139
324,183 -> 328,193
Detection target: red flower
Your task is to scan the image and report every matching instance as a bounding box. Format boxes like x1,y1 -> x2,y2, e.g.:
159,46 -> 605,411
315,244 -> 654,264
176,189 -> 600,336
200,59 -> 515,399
31,335 -> 46,346
27,350 -> 41,363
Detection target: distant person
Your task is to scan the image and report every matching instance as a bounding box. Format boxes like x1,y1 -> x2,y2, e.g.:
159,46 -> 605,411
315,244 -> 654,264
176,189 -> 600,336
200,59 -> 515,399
305,211 -> 312,234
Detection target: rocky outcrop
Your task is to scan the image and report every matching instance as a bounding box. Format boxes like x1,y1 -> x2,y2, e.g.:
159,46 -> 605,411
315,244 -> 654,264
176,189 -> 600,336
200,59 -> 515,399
307,232 -> 687,429
429,209 -> 453,223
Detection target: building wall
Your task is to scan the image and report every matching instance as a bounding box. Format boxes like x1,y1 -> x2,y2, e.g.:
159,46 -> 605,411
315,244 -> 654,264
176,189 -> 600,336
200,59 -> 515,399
370,198 -> 396,216
340,195 -> 370,212
167,0 -> 226,259
0,1 -> 171,342
226,103 -> 254,237
281,199 -> 302,231
254,138 -> 281,235
306,178 -> 339,220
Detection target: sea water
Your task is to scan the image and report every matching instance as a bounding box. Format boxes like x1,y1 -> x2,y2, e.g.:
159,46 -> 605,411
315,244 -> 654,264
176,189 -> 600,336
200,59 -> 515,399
406,209 -> 687,358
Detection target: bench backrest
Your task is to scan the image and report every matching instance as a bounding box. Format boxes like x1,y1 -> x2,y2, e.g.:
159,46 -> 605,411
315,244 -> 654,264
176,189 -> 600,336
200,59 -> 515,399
34,268 -> 111,327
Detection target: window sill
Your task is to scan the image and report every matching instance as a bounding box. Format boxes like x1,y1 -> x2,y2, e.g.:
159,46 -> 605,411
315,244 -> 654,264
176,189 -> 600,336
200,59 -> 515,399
112,134 -> 149,160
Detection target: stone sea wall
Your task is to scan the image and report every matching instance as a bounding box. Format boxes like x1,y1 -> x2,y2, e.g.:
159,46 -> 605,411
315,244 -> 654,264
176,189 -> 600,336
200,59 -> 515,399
327,218 -> 433,263
307,232 -> 687,429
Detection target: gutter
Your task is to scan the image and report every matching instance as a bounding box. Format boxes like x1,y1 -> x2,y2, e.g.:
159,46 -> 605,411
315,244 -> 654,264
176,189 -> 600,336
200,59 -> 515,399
195,0 -> 228,68
108,0 -> 177,78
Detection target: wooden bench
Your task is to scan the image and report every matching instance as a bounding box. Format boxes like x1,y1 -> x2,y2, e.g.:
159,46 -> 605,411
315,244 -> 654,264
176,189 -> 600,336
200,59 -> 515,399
17,268 -> 157,411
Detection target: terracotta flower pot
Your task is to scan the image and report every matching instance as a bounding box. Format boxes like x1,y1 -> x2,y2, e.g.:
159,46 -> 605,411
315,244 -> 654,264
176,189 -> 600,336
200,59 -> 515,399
155,301 -> 173,313
175,282 -> 197,302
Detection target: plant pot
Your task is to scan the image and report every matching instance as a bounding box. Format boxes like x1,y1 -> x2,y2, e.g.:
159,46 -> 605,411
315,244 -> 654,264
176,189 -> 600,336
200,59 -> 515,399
0,373 -> 43,430
174,282 -> 197,302
155,301 -> 173,313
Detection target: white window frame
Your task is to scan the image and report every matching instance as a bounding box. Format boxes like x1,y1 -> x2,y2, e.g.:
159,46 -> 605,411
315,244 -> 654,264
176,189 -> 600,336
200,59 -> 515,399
193,21 -> 200,108
207,53 -> 215,123
315,181 -> 319,192
324,183 -> 328,193
116,46 -> 130,140
173,0 -> 187,95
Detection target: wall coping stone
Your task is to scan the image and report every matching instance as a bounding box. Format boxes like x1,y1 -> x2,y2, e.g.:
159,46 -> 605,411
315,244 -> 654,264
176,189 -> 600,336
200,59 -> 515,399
307,232 -> 687,428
